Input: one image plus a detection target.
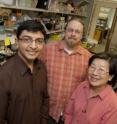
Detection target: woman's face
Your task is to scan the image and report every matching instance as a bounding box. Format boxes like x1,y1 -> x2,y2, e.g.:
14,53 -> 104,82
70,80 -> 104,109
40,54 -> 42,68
88,58 -> 113,89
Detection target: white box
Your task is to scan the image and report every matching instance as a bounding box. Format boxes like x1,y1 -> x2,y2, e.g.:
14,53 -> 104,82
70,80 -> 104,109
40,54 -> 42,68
0,0 -> 14,5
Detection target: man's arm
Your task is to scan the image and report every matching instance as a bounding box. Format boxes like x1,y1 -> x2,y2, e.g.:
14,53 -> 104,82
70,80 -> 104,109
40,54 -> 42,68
0,72 -> 9,124
40,72 -> 49,124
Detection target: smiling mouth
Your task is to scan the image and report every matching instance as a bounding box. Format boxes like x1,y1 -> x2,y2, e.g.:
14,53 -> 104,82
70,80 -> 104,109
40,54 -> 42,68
28,51 -> 38,55
90,76 -> 100,81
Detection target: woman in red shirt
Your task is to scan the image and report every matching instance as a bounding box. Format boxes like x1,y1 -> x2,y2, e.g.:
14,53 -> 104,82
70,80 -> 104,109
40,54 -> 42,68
65,52 -> 117,124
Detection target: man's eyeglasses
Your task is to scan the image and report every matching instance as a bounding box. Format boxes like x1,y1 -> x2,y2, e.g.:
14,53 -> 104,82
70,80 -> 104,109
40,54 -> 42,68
19,37 -> 44,45
66,28 -> 83,34
89,65 -> 109,75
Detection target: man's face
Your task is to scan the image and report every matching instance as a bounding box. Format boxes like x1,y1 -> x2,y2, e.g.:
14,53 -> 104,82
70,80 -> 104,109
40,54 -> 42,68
17,30 -> 44,63
64,20 -> 83,49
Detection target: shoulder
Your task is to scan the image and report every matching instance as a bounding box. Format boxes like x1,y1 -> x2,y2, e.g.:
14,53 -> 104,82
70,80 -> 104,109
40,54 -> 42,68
0,55 -> 17,87
45,41 -> 61,49
38,41 -> 61,62
109,90 -> 117,106
36,59 -> 47,74
71,81 -> 88,97
79,45 -> 92,57
76,81 -> 88,90
38,59 -> 46,69
103,87 -> 117,111
0,55 -> 16,74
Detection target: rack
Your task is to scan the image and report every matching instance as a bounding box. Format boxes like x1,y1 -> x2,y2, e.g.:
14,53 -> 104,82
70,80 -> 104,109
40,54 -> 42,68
0,0 -> 92,63
77,0 -> 89,7
0,4 -> 88,35
0,4 -> 87,17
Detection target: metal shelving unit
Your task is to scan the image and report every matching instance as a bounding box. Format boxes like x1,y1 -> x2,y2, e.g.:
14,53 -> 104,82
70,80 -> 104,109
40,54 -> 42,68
0,4 -> 87,17
0,3 -> 88,34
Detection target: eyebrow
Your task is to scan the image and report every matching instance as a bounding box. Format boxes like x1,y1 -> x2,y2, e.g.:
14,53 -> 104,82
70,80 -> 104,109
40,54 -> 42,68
91,63 -> 107,68
20,36 -> 44,40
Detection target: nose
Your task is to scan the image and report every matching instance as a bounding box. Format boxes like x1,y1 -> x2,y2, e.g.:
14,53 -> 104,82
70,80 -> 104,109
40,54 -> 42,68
30,41 -> 37,49
71,30 -> 76,36
93,68 -> 99,75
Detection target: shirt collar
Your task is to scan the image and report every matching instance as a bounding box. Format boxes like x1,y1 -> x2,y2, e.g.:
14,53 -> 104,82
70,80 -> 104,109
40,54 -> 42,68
57,40 -> 87,55
97,85 -> 112,100
83,81 -> 113,100
14,53 -> 40,76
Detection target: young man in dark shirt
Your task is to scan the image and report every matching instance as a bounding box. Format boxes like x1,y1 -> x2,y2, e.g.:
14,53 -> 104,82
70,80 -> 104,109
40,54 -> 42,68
0,20 -> 49,124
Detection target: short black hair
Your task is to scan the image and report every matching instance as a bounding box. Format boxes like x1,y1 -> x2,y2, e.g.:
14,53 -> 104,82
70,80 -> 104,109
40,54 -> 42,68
16,20 -> 46,39
88,52 -> 117,87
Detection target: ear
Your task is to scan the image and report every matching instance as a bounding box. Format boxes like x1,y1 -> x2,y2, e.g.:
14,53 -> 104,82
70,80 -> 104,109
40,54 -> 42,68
15,39 -> 19,49
80,36 -> 82,40
108,75 -> 114,82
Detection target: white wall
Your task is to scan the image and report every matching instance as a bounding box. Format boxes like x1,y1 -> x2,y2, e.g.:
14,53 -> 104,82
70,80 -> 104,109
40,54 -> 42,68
106,8 -> 115,28
89,0 -> 117,38
109,19 -> 117,54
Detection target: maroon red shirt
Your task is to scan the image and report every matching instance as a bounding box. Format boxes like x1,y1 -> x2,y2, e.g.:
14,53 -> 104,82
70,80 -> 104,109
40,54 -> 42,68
65,81 -> 117,124
0,54 -> 49,124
